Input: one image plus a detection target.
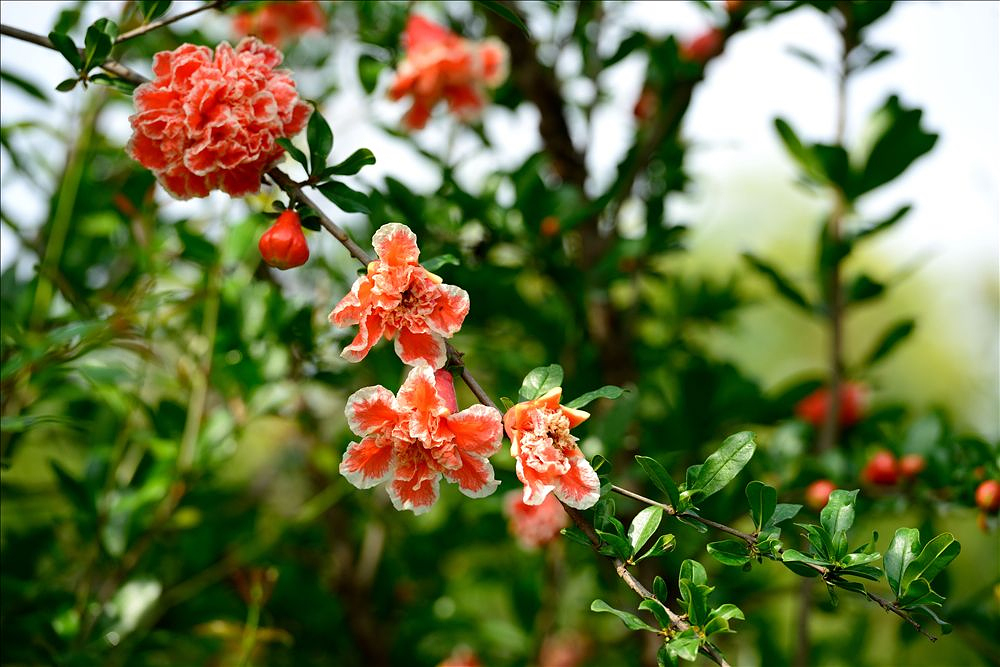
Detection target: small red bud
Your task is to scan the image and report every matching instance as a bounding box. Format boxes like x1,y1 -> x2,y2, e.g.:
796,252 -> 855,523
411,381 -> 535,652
975,479 -> 1000,514
805,479 -> 837,512
259,210 -> 309,269
680,28 -> 724,64
795,382 -> 867,429
540,216 -> 561,238
899,454 -> 926,480
862,450 -> 898,486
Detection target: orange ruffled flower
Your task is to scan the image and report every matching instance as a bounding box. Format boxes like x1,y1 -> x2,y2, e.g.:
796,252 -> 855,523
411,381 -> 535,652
232,1 -> 326,47
127,38 -> 311,200
341,364 -> 503,514
329,223 -> 470,369
389,15 -> 508,130
504,388 -> 600,510
504,490 -> 569,548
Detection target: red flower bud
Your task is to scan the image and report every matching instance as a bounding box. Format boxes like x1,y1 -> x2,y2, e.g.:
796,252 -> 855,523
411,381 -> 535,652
862,450 -> 898,486
680,28 -> 724,64
975,479 -> 1000,514
899,454 -> 926,480
259,210 -> 309,269
795,382 -> 867,429
540,216 -> 561,237
805,479 -> 836,512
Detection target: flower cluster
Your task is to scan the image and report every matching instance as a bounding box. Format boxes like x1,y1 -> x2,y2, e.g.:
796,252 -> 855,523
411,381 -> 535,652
330,223 -> 469,369
389,15 -> 508,130
127,38 -> 310,200
504,387 -> 601,509
232,1 -> 326,47
341,363 -> 502,514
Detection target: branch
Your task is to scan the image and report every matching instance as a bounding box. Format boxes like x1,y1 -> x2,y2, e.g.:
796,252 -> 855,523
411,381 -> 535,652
0,23 -> 150,86
115,0 -> 228,44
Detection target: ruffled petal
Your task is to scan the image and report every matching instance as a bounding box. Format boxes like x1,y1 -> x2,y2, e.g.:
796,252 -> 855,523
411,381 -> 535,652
425,283 -> 470,337
340,436 -> 394,489
388,448 -> 441,514
445,405 -> 503,457
397,363 -> 448,441
340,311 -> 385,363
560,405 -> 590,428
372,223 -> 420,266
330,276 -> 373,328
516,458 -> 556,506
345,385 -> 399,437
434,369 -> 459,413
441,448 -> 499,498
554,456 -> 600,510
394,328 -> 448,369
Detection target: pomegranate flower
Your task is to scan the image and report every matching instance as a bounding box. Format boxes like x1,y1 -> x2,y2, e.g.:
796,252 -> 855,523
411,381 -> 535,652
340,364 -> 503,514
127,38 -> 311,200
389,15 -> 508,130
329,223 -> 469,369
504,388 -> 600,510
504,490 -> 569,548
233,1 -> 326,47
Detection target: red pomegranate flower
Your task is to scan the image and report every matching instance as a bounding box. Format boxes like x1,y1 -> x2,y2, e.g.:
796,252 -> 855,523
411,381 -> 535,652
127,38 -> 311,200
389,15 -> 508,130
795,382 -> 868,428
504,388 -> 600,510
329,223 -> 469,369
340,364 -> 503,514
233,1 -> 326,47
504,490 -> 569,548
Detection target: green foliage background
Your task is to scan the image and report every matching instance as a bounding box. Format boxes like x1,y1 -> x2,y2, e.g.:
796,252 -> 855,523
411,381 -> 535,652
1,1 -> 997,666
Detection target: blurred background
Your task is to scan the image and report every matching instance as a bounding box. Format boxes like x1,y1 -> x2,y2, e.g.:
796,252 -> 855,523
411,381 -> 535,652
1,1 -> 997,666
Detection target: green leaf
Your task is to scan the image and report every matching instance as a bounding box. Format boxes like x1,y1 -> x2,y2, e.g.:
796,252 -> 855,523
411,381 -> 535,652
900,532 -> 960,593
864,319 -> 915,367
48,32 -> 82,70
746,480 -> 776,531
638,598 -> 672,629
852,204 -> 912,241
476,0 -> 529,35
1,414 -> 76,433
820,489 -> 858,538
357,53 -> 383,94
839,564 -> 883,582
899,578 -> 945,608
781,549 -> 827,576
88,73 -> 136,94
560,526 -> 592,547
679,559 -> 707,586
786,46 -> 825,70
666,634 -> 701,663
765,503 -> 802,530
590,599 -> 658,632
138,0 -> 172,22
915,604 -> 953,633
842,552 -> 881,568
605,32 -> 647,68
323,148 -> 376,176
665,629 -> 700,662
858,95 -> 938,196
707,540 -> 751,567
421,254 -> 459,272
636,534 -> 676,562
593,497 -> 615,532
742,253 -> 811,312
50,461 -> 93,515
691,431 -> 756,500
83,23 -> 113,70
317,181 -> 370,214
518,364 -> 564,401
627,506 -> 663,555
846,274 -> 885,304
653,575 -> 668,602
277,138 -> 309,172
0,70 -> 48,102
90,18 -> 119,40
884,527 -> 920,597
307,108 -> 333,175
678,580 -> 711,627
676,514 -> 708,534
635,455 -> 680,508
55,78 -> 79,92
798,523 -> 835,560
591,455 -> 612,477
657,645 -> 677,667
566,385 -> 626,409
773,117 -> 826,184
711,603 -> 745,622
597,530 -> 632,560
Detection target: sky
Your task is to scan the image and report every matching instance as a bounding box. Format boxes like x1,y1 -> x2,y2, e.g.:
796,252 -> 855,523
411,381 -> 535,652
1,0 -> 998,433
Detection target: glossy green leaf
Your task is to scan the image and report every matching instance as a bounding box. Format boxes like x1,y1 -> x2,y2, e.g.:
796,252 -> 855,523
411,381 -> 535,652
627,506 -> 663,555
639,598 -> 672,629
746,480 -> 776,531
307,109 -> 333,175
596,530 -> 632,560
324,148 -> 376,176
635,455 -> 680,508
742,253 -> 812,312
637,534 -> 676,562
590,599 -> 658,632
692,431 -> 756,500
565,385 -> 625,409
857,95 -> 938,196
422,254 -> 459,272
476,0 -> 529,35
765,503 -> 802,530
138,0 -> 172,22
48,32 -> 82,70
884,527 -> 920,597
664,629 -> 700,662
518,364 -> 563,401
1,70 -> 48,102
820,489 -> 858,538
707,540 -> 751,567
678,559 -> 707,586
900,532 -> 960,593
317,181 -> 370,214
276,138 -> 309,172
864,319 -> 915,367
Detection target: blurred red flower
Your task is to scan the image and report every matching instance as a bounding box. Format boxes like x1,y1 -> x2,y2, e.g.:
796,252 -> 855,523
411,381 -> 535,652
503,490 -> 569,548
795,382 -> 867,428
680,28 -> 724,63
389,15 -> 508,130
127,38 -> 310,199
232,1 -> 326,47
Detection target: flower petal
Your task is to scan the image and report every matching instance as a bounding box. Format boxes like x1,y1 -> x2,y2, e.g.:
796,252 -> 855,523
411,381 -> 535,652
516,458 -> 556,506
340,310 -> 385,363
554,456 -> 600,510
425,283 -> 470,337
387,450 -> 441,515
345,385 -> 399,437
434,369 -> 459,413
394,328 -> 448,369
329,276 -> 372,327
340,436 -> 394,489
445,405 -> 503,457
442,448 -> 499,498
397,363 -> 448,440
372,222 -> 420,266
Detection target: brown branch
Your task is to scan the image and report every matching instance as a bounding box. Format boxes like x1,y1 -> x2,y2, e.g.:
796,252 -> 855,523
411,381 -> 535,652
0,23 -> 150,86
115,0 -> 227,44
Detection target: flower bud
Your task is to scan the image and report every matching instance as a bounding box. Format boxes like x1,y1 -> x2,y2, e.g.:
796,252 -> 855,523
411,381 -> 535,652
259,210 -> 309,269
899,454 -> 926,480
805,479 -> 836,512
862,450 -> 898,486
795,382 -> 867,429
976,479 -> 1000,514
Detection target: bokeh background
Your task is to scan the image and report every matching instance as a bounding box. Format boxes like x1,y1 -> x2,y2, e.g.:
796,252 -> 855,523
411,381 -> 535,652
1,1 -> 997,666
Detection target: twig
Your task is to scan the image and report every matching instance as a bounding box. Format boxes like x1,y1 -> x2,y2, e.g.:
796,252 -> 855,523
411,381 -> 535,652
115,0 -> 228,44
